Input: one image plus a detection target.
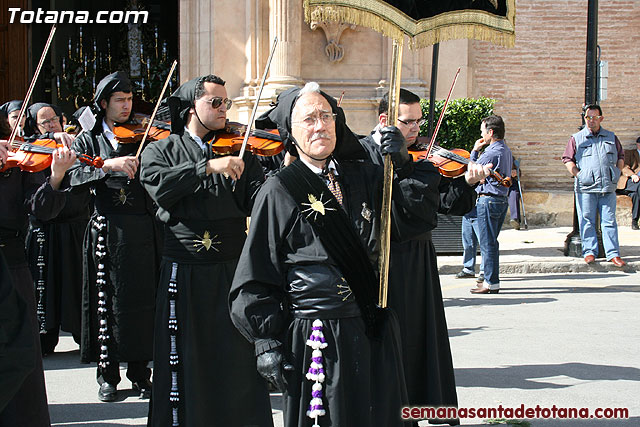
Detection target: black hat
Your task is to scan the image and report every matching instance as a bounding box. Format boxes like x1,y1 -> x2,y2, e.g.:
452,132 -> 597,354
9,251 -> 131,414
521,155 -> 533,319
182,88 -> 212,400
93,71 -> 132,111
254,86 -> 365,161
636,136 -> 640,144
24,103 -> 63,137
0,100 -> 23,117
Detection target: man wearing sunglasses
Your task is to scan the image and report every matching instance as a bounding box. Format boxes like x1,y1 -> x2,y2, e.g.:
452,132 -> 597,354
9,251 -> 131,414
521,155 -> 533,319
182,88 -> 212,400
358,88 -> 490,423
563,104 -> 626,267
139,75 -> 271,427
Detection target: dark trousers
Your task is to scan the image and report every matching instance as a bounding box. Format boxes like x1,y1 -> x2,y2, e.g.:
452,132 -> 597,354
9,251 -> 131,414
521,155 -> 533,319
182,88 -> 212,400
623,180 -> 640,220
97,360 -> 151,386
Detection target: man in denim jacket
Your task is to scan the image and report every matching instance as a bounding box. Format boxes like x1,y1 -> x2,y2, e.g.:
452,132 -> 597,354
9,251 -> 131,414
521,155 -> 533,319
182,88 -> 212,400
562,104 -> 626,267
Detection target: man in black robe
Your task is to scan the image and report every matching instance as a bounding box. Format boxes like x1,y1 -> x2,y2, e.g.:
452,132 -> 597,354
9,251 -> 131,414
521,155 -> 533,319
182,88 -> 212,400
0,138 -> 77,426
230,82 -> 439,427
139,75 -> 272,427
67,71 -> 159,402
21,102 -> 89,355
0,100 -> 26,137
360,89 -> 490,424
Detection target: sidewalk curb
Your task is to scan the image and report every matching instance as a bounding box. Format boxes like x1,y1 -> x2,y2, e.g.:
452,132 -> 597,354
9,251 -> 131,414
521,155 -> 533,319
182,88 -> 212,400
439,260 -> 639,275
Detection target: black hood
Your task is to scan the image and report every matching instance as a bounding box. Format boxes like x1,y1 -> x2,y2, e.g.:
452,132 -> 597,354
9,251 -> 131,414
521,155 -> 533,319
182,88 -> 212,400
254,87 -> 365,161
24,102 -> 63,137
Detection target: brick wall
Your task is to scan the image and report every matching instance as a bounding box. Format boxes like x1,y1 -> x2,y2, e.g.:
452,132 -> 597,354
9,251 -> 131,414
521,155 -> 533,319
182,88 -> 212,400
469,0 -> 640,192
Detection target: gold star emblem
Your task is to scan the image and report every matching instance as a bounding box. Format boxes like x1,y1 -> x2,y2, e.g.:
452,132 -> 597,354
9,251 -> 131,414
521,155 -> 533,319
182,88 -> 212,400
300,193 -> 335,220
193,230 -> 221,252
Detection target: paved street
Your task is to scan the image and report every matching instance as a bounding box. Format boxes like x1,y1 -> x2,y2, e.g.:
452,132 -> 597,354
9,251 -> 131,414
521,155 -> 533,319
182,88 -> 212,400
44,269 -> 639,426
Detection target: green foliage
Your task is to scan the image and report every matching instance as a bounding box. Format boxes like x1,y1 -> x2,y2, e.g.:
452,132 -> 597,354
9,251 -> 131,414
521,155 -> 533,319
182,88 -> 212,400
419,97 -> 496,152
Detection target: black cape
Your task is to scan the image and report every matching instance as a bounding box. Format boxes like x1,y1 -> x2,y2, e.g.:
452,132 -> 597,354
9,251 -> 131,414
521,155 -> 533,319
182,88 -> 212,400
0,251 -> 35,413
0,167 -> 66,426
26,167 -> 91,348
360,132 -> 476,418
68,130 -> 159,365
139,131 -> 272,427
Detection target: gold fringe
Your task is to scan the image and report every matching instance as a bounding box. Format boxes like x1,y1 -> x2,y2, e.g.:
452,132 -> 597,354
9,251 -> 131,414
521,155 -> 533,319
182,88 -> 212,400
304,0 -> 516,48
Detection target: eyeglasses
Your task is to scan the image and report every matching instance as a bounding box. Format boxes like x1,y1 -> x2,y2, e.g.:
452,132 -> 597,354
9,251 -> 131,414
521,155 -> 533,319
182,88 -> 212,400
204,97 -> 232,110
397,117 -> 426,127
38,116 -> 60,127
292,112 -> 337,128
585,115 -> 602,121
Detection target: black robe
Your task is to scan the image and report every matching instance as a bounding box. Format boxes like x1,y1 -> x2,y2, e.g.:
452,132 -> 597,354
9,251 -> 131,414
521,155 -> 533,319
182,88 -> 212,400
230,158 -> 440,427
26,167 -> 91,350
360,133 -> 475,417
0,251 -> 34,414
139,132 -> 272,427
68,130 -> 159,366
0,166 -> 67,426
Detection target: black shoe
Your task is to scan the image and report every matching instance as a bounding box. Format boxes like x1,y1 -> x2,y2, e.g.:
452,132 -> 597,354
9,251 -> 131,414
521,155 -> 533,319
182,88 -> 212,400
132,379 -> 152,399
455,270 -> 475,279
98,382 -> 117,402
632,220 -> 639,230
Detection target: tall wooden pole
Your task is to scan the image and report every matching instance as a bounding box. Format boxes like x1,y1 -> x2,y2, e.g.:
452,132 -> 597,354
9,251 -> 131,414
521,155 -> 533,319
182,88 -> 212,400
378,38 -> 403,307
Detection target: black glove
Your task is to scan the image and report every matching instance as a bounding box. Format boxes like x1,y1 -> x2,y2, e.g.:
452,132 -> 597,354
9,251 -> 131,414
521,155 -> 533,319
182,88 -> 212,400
380,126 -> 412,172
256,348 -> 293,392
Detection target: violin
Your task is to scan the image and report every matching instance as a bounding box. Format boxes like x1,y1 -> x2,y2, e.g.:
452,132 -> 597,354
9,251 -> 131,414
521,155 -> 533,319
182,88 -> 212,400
0,138 -> 104,173
113,113 -> 171,144
210,121 -> 284,157
409,142 -> 511,187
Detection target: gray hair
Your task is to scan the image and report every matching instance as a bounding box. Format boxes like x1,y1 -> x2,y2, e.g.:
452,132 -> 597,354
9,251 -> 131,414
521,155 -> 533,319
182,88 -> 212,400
298,81 -> 321,96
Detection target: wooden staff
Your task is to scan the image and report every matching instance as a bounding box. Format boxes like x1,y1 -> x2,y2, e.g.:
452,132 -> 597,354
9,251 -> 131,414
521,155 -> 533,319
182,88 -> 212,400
378,38 -> 403,308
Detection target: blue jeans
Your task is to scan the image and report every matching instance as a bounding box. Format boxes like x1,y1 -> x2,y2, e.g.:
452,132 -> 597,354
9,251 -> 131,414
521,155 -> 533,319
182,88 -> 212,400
575,191 -> 620,259
476,195 -> 508,288
462,210 -> 481,274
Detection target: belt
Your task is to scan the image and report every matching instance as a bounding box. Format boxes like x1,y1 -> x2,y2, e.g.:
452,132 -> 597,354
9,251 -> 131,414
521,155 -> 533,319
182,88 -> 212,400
478,193 -> 506,198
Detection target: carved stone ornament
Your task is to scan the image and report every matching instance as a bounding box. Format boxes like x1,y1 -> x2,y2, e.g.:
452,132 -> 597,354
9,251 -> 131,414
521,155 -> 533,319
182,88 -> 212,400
310,20 -> 356,63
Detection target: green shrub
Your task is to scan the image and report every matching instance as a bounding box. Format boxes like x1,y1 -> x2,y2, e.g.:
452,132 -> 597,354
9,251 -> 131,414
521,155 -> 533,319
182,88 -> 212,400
419,97 -> 496,152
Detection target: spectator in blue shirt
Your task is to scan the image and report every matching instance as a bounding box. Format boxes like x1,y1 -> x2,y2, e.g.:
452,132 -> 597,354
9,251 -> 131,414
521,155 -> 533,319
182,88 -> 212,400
469,115 -> 513,294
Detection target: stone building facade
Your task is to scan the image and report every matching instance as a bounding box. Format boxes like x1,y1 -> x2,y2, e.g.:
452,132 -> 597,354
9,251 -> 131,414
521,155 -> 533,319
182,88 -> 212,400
178,0 -> 640,225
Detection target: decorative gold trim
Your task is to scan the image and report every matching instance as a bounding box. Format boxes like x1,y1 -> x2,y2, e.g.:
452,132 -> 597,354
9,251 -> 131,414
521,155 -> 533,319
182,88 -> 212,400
304,0 -> 516,48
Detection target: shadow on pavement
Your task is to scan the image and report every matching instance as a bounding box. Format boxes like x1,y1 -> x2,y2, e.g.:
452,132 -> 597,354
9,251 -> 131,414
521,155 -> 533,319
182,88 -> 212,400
43,349 -> 85,371
455,362 -> 640,390
448,326 -> 489,338
501,273 -> 629,281
444,297 -> 557,308
49,401 -> 148,424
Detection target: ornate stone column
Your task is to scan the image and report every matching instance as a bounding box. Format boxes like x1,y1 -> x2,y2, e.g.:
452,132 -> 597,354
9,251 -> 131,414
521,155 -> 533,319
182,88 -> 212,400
265,0 -> 304,90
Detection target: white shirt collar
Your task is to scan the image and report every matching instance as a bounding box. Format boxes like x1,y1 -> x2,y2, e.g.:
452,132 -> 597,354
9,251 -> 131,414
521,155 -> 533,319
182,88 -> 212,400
371,124 -> 383,145
184,126 -> 208,152
299,157 -> 338,176
102,120 -> 118,150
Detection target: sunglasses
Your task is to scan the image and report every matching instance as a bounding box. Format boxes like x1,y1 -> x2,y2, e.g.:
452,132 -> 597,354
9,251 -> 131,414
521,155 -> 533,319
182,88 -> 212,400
205,97 -> 233,110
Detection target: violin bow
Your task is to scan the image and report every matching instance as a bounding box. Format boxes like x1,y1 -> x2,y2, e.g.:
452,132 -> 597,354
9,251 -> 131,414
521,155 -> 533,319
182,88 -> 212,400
135,59 -> 178,159
337,91 -> 345,107
7,24 -> 57,149
424,67 -> 460,157
237,37 -> 278,160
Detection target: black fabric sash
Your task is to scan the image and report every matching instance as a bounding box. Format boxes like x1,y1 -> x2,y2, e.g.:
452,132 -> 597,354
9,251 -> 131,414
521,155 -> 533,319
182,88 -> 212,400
277,160 -> 380,335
